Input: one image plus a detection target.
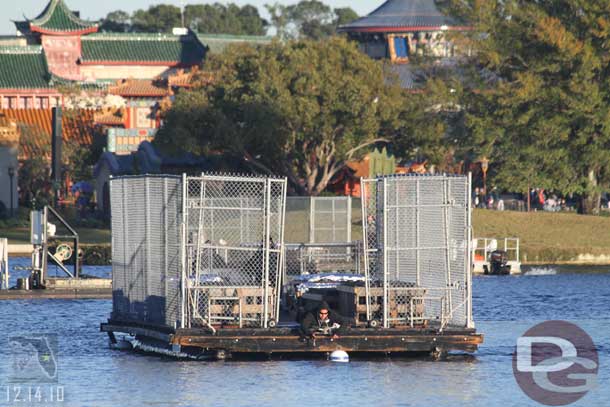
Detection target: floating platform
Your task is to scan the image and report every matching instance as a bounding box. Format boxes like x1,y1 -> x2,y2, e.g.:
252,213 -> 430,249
100,320 -> 483,359
0,278 -> 112,300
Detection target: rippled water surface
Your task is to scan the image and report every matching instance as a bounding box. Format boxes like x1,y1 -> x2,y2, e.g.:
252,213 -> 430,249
1,260 -> 609,406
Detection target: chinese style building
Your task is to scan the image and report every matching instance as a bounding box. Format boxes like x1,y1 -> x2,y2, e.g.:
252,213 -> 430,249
338,0 -> 470,88
1,1 -> 271,154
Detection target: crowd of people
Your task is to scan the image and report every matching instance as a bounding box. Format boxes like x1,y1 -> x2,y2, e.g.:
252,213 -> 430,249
471,187 -> 603,212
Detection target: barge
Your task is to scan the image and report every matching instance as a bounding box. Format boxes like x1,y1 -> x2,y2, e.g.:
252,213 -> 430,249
101,173 -> 483,359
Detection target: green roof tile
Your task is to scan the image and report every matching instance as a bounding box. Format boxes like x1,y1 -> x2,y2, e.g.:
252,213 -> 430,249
0,46 -> 53,89
80,33 -> 206,64
29,0 -> 97,34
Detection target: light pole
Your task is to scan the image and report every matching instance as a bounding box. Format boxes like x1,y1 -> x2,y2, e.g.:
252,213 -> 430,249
7,166 -> 14,217
479,157 -> 489,195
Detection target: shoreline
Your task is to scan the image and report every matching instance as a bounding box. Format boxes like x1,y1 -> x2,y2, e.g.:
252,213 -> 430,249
6,251 -> 610,267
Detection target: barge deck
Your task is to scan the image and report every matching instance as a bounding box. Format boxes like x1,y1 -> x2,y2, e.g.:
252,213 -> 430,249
101,320 -> 483,358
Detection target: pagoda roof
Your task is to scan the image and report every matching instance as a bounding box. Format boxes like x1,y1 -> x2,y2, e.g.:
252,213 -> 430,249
19,0 -> 98,35
107,79 -> 170,98
0,46 -> 54,89
80,33 -> 206,66
338,0 -> 468,33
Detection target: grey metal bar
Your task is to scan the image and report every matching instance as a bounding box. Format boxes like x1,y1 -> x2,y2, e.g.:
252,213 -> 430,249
263,178 -> 272,328
181,173 -> 187,328
382,178 -> 389,329
416,179 -> 420,286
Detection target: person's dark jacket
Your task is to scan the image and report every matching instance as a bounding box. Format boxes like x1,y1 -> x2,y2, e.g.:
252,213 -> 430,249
300,303 -> 350,336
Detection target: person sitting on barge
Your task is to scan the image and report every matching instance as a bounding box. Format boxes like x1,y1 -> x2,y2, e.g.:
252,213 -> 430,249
301,302 -> 349,339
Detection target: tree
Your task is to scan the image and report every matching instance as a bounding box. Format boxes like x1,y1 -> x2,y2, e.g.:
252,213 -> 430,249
289,0 -> 335,40
453,0 -> 610,213
99,10 -> 130,32
132,5 -> 182,33
184,4 -> 267,36
155,38 -> 407,195
334,7 -> 359,27
266,1 -> 358,40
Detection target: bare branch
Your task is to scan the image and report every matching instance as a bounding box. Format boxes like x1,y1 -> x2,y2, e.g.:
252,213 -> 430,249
346,138 -> 389,160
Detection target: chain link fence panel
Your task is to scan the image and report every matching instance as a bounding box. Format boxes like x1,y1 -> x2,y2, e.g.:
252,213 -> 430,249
362,174 -> 472,329
185,175 -> 286,328
110,175 -> 183,328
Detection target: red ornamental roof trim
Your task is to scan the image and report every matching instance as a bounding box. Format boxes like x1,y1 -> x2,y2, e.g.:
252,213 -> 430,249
30,25 -> 98,36
347,25 -> 473,33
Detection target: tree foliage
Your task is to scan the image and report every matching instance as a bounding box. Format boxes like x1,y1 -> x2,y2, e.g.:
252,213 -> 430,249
156,38 -> 410,195
452,0 -> 610,213
132,5 -> 182,33
99,10 -> 130,33
101,3 -> 267,35
265,1 -> 358,40
184,4 -> 267,35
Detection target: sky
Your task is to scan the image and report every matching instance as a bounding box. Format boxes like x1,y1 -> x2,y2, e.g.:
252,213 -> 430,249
0,0 -> 377,35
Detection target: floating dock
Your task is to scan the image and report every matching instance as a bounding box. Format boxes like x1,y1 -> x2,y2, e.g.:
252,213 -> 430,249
0,277 -> 112,300
101,321 -> 483,359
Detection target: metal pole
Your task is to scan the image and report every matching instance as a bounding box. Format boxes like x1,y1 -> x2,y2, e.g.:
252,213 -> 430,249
163,178 -> 169,326
41,206 -> 48,286
346,196 -> 352,242
275,179 -> 288,322
360,179 -> 371,321
145,179 -> 151,302
309,197 -> 315,243
416,179 -> 420,286
467,172 -> 474,328
382,178 -> 389,328
263,179 -> 272,328
180,173 -> 187,328
443,178 -> 453,318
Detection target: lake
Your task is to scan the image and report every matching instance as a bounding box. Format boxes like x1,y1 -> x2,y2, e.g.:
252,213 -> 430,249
1,260 -> 609,406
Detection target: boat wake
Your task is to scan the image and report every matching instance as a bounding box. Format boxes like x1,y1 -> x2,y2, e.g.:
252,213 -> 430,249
524,267 -> 558,276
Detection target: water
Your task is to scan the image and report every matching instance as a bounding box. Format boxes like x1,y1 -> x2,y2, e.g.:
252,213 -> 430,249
1,259 -> 609,406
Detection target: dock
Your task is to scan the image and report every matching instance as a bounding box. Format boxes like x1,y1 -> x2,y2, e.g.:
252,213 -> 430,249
0,277 -> 112,300
0,288 -> 111,300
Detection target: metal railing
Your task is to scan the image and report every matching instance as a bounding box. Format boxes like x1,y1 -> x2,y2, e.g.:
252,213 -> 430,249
284,242 -> 361,278
473,237 -> 520,263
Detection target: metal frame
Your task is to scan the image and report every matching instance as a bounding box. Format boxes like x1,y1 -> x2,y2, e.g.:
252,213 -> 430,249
308,196 -> 352,243
361,174 -> 472,330
183,174 -> 287,329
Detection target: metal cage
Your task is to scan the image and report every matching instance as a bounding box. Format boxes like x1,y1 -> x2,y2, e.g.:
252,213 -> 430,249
361,174 -> 473,330
184,174 -> 287,329
110,173 -> 287,330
